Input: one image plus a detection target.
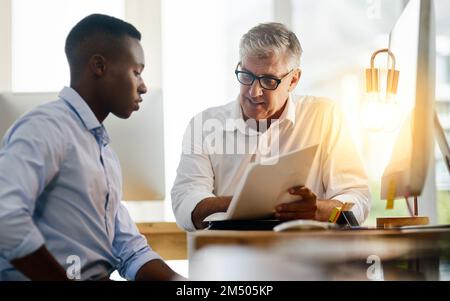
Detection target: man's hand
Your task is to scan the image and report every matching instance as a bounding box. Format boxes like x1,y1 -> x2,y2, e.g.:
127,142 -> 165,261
191,196 -> 232,230
275,186 -> 317,221
275,186 -> 344,222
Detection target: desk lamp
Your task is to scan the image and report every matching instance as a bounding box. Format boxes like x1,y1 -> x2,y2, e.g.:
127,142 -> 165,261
364,49 -> 430,228
361,48 -> 400,132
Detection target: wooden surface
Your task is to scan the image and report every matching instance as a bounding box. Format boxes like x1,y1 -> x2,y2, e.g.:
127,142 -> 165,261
188,226 -> 450,259
137,222 -> 187,260
187,226 -> 450,280
376,216 -> 430,228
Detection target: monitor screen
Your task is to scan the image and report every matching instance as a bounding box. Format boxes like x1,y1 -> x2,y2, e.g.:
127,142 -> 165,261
0,90 -> 165,201
381,0 -> 436,200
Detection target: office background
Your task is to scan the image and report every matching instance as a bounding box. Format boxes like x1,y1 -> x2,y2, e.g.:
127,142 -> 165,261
0,0 -> 449,226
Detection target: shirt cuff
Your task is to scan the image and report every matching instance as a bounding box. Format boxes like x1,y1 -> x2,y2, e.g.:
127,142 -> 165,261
175,191 -> 216,232
1,227 -> 45,261
123,249 -> 162,281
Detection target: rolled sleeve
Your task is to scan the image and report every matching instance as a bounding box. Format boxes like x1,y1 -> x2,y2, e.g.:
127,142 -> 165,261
113,203 -> 162,281
171,152 -> 216,231
120,246 -> 162,281
322,103 -> 371,225
171,116 -> 216,231
172,186 -> 216,232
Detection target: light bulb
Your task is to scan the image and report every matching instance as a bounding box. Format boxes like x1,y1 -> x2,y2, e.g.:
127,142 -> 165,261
360,92 -> 401,132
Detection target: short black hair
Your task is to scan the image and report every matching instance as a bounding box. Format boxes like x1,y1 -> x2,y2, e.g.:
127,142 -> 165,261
65,14 -> 141,81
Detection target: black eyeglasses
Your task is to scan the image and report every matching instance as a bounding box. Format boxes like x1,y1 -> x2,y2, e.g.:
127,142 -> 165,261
234,63 -> 293,91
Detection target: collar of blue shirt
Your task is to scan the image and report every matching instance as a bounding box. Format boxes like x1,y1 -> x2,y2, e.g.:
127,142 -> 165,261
58,86 -> 110,147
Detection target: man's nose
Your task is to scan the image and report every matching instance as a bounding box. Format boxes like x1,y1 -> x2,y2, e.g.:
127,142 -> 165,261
139,81 -> 148,95
249,80 -> 263,97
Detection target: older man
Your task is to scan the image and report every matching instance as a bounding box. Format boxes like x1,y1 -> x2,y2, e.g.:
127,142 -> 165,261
172,23 -> 370,231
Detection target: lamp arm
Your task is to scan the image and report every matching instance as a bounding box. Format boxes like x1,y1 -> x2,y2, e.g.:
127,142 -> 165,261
370,48 -> 397,70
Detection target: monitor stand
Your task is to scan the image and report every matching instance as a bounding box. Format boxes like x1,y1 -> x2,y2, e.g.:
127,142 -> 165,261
376,196 -> 429,228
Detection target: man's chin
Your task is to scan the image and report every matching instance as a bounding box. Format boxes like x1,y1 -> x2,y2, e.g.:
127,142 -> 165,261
112,111 -> 133,120
243,109 -> 267,121
240,103 -> 269,120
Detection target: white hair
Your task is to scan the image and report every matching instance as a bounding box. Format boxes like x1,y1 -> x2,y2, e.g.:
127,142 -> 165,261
239,22 -> 303,69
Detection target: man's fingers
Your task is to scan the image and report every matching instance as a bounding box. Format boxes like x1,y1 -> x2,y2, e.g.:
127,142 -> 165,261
288,186 -> 303,194
276,187 -> 318,220
288,186 -> 316,199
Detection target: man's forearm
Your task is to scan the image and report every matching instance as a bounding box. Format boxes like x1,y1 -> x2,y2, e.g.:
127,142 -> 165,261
10,245 -> 69,281
135,259 -> 184,281
316,199 -> 344,222
191,196 -> 232,230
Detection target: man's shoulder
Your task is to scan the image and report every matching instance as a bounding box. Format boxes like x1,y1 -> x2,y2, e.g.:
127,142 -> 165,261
294,95 -> 338,111
21,100 -> 74,127
29,99 -> 69,115
293,95 -> 343,117
5,99 -> 73,140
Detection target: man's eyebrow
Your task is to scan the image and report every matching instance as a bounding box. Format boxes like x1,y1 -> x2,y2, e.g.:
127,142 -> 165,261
240,67 -> 277,78
245,70 -> 279,78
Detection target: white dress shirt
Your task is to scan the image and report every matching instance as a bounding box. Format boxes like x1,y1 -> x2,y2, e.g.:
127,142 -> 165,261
171,95 -> 371,231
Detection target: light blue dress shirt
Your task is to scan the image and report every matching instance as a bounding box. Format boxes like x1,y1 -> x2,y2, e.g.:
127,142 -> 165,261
0,87 -> 161,280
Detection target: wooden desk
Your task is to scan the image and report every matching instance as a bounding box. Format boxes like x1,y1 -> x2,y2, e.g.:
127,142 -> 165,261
188,227 -> 450,280
189,227 -> 450,253
137,222 -> 187,260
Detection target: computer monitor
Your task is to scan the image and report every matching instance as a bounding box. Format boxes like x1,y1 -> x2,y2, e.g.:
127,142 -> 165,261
0,90 -> 165,201
435,112 -> 450,175
380,0 -> 436,201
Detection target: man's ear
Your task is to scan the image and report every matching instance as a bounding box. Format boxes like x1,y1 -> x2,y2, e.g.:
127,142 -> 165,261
89,54 -> 107,77
288,69 -> 301,92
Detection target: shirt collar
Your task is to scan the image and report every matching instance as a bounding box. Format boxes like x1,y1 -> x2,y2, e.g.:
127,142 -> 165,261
278,94 -> 296,127
226,94 -> 296,133
58,86 -> 111,146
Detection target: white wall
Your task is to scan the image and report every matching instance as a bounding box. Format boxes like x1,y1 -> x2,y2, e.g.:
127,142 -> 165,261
0,0 -> 12,93
125,0 -> 162,91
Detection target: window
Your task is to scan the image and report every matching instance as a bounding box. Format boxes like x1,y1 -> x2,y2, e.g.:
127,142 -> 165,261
12,0 -> 124,92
